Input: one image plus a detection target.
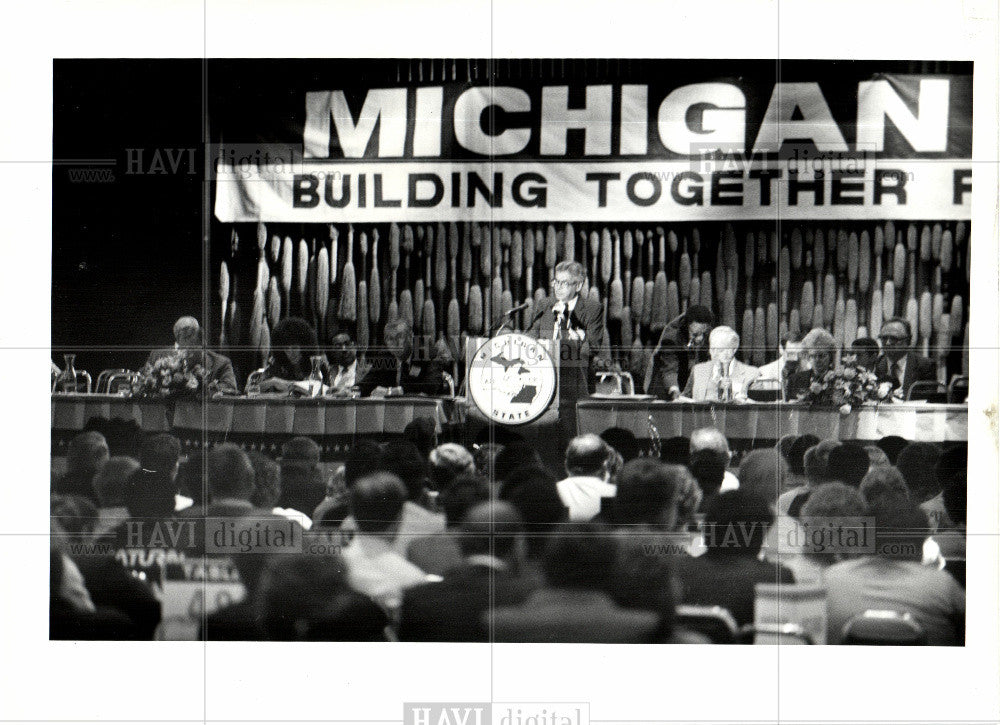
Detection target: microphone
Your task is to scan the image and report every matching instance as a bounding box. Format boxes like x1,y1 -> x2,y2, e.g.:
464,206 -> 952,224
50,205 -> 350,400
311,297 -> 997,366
504,300 -> 531,315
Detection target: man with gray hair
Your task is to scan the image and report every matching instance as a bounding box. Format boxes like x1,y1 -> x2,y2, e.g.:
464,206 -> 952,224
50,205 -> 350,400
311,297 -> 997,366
682,326 -> 760,401
556,434 -> 617,521
147,316 -> 238,394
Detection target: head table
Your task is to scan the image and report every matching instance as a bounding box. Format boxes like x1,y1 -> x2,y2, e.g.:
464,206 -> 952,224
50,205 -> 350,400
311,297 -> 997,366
51,394 -> 456,456
576,399 -> 968,449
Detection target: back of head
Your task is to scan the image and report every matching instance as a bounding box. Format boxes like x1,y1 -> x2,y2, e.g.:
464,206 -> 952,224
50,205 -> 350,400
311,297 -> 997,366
350,472 -> 407,535
403,416 -> 438,459
660,436 -> 691,467
787,434 -> 820,477
60,431 -> 110,498
375,441 -> 428,501
776,434 -> 798,463
800,482 -> 867,519
281,436 -> 321,465
896,442 -> 943,502
600,427 -> 640,463
937,444 -> 968,528
826,443 -> 870,488
345,440 -> 383,488
542,522 -> 618,591
860,466 -> 910,511
876,435 -> 909,465
91,456 -> 140,508
702,489 -> 774,556
139,433 -> 182,477
494,441 -> 542,483
428,443 -> 475,492
259,553 -> 350,640
207,443 -> 255,503
51,494 -> 99,539
863,445 -> 891,470
870,498 -> 929,561
124,468 -> 178,519
611,459 -> 681,527
499,464 -> 567,559
689,427 -> 730,459
803,439 -> 841,485
440,472 -> 490,527
248,450 -> 281,509
564,434 -> 610,478
688,448 -> 727,500
738,449 -> 788,506
460,501 -> 524,560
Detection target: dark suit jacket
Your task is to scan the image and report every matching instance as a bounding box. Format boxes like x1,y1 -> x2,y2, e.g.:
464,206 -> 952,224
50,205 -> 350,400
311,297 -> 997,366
148,348 -> 238,394
674,552 -> 794,627
491,588 -> 660,643
357,351 -> 444,397
786,369 -> 816,400
874,352 -> 938,397
525,294 -> 607,403
398,562 -> 538,642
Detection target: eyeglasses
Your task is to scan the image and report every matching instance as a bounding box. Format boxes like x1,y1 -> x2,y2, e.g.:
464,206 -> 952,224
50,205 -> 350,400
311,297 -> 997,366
552,278 -> 580,288
879,334 -> 908,343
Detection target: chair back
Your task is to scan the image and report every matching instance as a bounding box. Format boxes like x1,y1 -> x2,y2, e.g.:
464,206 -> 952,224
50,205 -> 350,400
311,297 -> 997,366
746,377 -> 782,402
906,381 -> 945,402
744,621 -> 814,644
675,604 -> 739,644
96,369 -> 138,395
948,375 -> 969,404
841,609 -> 927,645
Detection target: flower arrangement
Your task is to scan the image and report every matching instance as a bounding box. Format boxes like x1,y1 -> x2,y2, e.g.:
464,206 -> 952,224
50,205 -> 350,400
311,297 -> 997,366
131,352 -> 207,399
797,356 -> 894,414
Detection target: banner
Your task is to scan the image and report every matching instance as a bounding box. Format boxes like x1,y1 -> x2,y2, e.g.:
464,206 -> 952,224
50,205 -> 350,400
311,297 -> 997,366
211,61 -> 972,222
215,159 -> 971,222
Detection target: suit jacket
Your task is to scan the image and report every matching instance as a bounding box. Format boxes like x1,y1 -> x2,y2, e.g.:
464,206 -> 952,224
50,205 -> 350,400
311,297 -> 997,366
525,294 -> 607,403
148,348 -> 238,394
644,319 -> 709,397
357,351 -> 444,397
398,562 -> 538,642
874,352 -> 938,397
683,359 -> 760,401
491,588 -> 660,643
786,368 -> 816,400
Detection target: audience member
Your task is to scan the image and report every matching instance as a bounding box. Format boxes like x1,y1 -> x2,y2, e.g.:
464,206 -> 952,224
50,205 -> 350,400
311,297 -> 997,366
876,435 -> 909,465
738,449 -> 787,507
249,450 -> 312,530
174,450 -> 205,508
55,431 -> 109,502
258,554 -> 388,641
863,445 -> 891,470
896,442 -> 947,531
556,434 -> 616,521
278,437 -> 326,519
500,465 -> 569,562
859,466 -> 910,511
777,439 -> 839,516
400,502 -> 537,641
785,433 -> 820,478
91,456 -> 140,535
776,434 -> 798,465
50,547 -> 138,640
402,416 -> 438,459
824,500 -> 964,645
428,443 -> 476,493
406,472 -> 489,576
494,440 -> 544,484
493,523 -> 659,643
674,490 -> 794,626
826,443 -> 870,488
936,445 -> 968,587
600,427 -> 641,463
660,435 -> 691,467
690,428 -> 739,491
787,483 -> 867,584
340,472 -> 437,616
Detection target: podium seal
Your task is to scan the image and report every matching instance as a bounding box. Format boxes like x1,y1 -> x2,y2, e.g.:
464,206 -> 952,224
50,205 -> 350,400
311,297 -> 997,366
467,333 -> 557,425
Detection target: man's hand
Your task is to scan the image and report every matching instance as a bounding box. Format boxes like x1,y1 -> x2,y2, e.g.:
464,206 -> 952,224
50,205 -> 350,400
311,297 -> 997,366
667,385 -> 681,401
259,377 -> 293,394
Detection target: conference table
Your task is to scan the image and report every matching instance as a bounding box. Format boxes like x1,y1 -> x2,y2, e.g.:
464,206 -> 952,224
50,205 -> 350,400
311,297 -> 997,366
575,399 -> 969,449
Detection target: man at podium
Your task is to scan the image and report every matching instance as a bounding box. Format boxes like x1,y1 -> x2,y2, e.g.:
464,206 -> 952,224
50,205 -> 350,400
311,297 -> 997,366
525,261 -> 606,415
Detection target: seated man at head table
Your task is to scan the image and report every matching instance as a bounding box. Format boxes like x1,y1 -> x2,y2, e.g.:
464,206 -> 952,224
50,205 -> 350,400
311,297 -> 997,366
757,329 -> 804,388
874,317 -> 938,399
357,319 -> 445,397
327,332 -> 359,394
643,305 -> 714,400
147,316 -> 238,394
681,326 -> 760,402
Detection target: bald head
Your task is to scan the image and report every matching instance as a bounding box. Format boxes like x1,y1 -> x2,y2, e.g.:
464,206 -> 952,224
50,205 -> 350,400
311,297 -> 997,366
173,316 -> 202,347
565,434 -> 611,477
690,428 -> 731,463
460,501 -> 525,560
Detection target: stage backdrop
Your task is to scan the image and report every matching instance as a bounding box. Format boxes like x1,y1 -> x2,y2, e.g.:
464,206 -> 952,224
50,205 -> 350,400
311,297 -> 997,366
207,60 -> 971,385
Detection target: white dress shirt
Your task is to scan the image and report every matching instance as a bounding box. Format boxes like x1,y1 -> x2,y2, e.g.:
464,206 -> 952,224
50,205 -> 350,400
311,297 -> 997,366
552,296 -> 579,340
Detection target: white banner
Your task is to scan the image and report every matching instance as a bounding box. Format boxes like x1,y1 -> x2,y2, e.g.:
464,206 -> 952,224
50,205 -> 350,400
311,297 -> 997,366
214,159 -> 972,223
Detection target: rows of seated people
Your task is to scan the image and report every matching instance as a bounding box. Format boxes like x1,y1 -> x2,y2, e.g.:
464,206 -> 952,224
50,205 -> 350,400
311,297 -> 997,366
51,425 -> 966,644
